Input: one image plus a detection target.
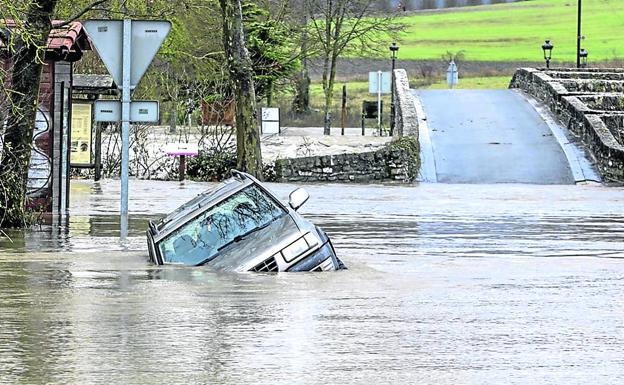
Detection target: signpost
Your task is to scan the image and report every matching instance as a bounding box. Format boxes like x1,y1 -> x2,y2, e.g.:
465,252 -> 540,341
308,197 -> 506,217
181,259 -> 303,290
164,143 -> 199,182
85,19 -> 171,238
447,60 -> 459,89
261,107 -> 280,134
368,71 -> 390,134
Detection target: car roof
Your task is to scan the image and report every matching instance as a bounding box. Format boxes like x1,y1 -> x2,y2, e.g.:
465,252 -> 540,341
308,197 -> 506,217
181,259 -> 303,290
153,172 -> 252,236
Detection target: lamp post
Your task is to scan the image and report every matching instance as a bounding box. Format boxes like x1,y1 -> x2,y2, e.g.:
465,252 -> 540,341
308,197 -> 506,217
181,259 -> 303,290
577,0 -> 582,68
389,42 -> 399,136
542,40 -> 553,69
579,48 -> 588,68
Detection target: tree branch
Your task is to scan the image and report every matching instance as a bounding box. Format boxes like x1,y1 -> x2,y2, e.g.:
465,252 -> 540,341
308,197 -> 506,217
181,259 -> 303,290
52,0 -> 108,29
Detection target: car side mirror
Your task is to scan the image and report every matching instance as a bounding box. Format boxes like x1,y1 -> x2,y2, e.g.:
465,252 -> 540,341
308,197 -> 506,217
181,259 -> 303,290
289,188 -> 310,211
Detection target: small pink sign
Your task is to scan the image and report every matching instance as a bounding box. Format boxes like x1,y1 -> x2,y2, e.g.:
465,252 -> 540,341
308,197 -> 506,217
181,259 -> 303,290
164,143 -> 199,156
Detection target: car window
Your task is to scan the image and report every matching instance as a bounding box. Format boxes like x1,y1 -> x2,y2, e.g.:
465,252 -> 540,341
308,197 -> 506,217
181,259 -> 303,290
158,185 -> 285,265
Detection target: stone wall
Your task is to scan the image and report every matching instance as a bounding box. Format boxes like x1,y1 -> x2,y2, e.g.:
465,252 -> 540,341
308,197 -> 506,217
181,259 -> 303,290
274,137 -> 419,183
510,68 -> 624,183
393,69 -> 419,138
274,69 -> 421,184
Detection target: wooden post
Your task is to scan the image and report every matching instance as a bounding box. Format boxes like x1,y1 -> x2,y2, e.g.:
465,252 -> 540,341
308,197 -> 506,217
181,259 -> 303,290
179,155 -> 186,182
341,84 -> 347,135
361,113 -> 365,136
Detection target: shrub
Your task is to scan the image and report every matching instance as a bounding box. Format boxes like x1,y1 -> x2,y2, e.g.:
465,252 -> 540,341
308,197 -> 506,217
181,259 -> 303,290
187,147 -> 237,182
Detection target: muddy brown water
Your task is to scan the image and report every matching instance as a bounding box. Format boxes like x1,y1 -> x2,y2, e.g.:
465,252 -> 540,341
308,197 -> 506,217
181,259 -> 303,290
1,180 -> 624,384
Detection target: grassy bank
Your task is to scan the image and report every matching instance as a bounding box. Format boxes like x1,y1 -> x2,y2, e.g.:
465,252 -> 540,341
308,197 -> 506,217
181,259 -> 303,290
387,0 -> 624,62
423,76 -> 512,90
272,75 -> 510,127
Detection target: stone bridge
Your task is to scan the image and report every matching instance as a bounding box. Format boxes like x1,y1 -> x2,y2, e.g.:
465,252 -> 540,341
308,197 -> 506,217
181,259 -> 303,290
408,68 -> 624,185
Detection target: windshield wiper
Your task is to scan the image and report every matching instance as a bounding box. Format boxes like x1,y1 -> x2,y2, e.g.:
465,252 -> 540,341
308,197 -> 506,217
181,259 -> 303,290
217,221 -> 273,253
197,214 -> 284,266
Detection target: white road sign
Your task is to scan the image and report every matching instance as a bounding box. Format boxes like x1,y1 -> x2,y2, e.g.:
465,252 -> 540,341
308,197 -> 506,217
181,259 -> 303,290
94,100 -> 160,123
261,107 -> 280,134
84,20 -> 171,89
369,71 -> 391,94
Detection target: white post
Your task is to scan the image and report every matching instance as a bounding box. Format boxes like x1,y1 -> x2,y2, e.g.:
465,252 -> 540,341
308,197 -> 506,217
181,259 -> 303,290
120,19 -> 132,238
377,70 -> 382,133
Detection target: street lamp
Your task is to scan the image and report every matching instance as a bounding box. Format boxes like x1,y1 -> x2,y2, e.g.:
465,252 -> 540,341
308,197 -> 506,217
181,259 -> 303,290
579,48 -> 588,68
577,0 -> 583,68
542,40 -> 554,69
389,42 -> 399,136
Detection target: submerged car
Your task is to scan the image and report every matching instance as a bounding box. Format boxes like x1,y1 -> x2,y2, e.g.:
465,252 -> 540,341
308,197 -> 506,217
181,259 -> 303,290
147,170 -> 345,272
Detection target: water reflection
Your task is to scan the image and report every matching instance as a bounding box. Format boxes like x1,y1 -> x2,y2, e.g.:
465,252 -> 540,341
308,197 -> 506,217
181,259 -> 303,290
1,180 -> 624,384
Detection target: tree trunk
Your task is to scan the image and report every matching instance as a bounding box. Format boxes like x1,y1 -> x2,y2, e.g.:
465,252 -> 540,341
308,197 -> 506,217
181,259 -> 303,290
323,53 -> 340,136
220,0 -> 263,179
0,0 -> 58,228
292,14 -> 310,114
292,68 -> 310,114
266,79 -> 273,107
321,52 -> 332,135
321,0 -> 333,135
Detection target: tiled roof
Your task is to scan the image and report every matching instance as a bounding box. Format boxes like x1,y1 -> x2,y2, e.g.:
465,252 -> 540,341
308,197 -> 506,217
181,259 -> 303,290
1,20 -> 91,53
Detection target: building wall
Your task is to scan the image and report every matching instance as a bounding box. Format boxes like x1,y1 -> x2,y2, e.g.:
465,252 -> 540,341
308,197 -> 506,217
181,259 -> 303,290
26,61 -> 54,211
1,58 -> 73,212
52,61 -> 71,213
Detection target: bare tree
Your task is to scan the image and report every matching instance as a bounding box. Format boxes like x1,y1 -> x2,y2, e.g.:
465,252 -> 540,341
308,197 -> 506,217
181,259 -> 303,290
220,0 -> 263,178
306,0 -> 400,135
0,0 -> 106,228
0,0 -> 61,228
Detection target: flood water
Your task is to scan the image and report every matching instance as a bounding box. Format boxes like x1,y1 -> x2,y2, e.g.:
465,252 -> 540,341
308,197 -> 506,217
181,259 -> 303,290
1,179 -> 624,384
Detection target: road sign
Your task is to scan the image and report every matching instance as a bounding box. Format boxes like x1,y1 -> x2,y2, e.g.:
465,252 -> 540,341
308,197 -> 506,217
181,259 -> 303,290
447,60 -> 459,88
84,20 -> 171,90
94,100 -> 160,123
84,18 -> 171,233
261,107 -> 280,134
164,143 -> 199,156
368,71 -> 391,94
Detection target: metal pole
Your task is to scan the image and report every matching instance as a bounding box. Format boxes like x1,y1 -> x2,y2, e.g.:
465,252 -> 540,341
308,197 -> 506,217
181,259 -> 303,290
120,18 -> 132,238
94,122 -> 101,181
577,0 -> 582,69
377,70 -> 381,135
390,55 -> 396,136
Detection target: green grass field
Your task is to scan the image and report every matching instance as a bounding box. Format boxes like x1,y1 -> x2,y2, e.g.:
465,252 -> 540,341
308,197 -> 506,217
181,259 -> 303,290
422,75 -> 512,89
390,0 -> 624,62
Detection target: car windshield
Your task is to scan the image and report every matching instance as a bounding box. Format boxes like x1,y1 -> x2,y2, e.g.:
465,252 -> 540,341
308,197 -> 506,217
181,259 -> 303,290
158,184 -> 285,265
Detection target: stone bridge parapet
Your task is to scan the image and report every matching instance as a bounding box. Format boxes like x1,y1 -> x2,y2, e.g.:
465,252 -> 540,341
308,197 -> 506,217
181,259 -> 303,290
510,67 -> 624,183
392,68 -> 419,138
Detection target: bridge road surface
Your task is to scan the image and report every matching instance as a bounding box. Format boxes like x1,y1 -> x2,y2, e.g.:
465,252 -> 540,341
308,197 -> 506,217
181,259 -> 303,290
415,89 -> 575,184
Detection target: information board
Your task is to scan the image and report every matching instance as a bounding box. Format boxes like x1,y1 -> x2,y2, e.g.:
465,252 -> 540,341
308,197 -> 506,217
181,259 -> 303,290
71,103 -> 93,165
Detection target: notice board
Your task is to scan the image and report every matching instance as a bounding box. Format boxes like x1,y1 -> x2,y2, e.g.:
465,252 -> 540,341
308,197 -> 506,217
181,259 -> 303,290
71,103 -> 93,165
